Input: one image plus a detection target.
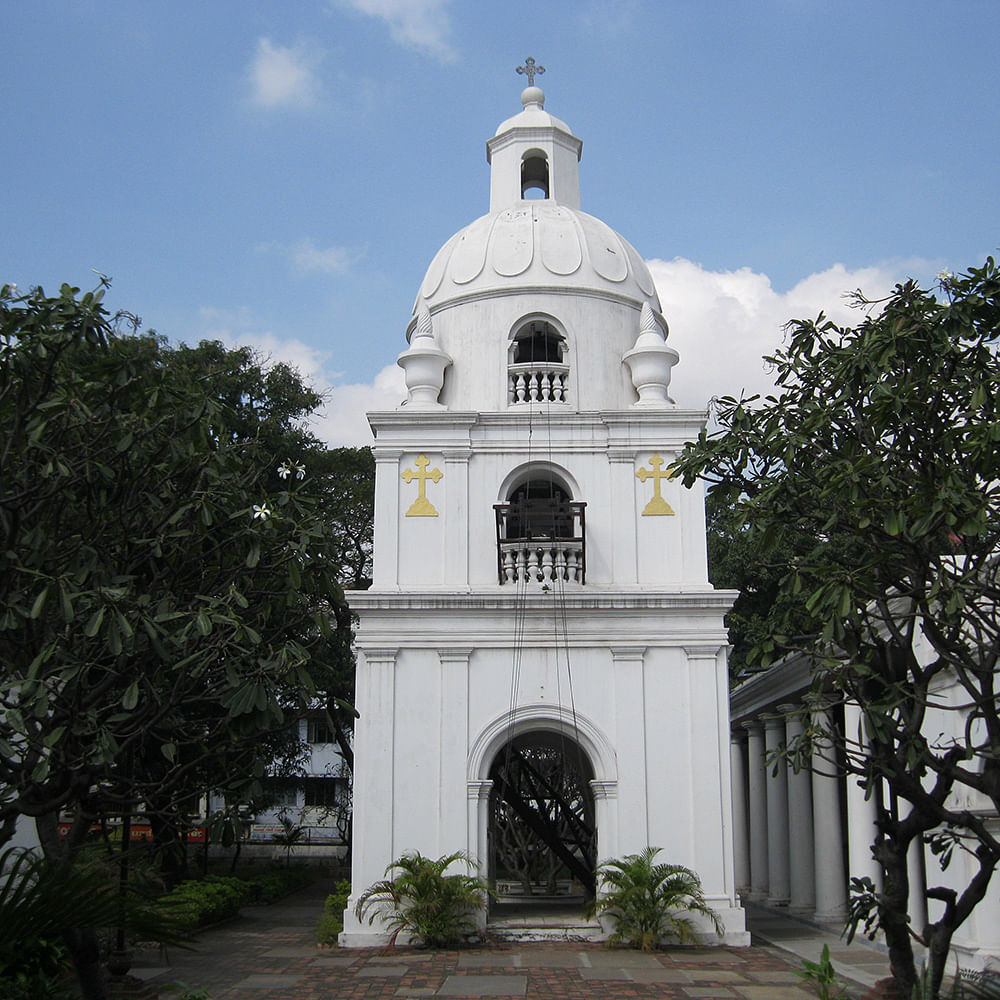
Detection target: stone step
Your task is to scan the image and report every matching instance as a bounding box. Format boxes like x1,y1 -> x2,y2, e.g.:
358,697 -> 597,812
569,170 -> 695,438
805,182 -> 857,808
487,916 -> 605,943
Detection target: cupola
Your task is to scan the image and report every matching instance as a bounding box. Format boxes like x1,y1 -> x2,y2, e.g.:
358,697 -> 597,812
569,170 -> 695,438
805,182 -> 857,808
486,69 -> 582,211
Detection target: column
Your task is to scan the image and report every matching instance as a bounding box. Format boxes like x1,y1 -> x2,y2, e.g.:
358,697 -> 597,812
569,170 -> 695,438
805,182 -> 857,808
467,779 -> 492,929
612,647 -> 649,844
779,703 -> 816,914
907,831 -> 928,935
439,648 -> 471,850
764,715 -> 791,905
442,448 -> 471,585
371,449 -> 402,586
590,779 -> 619,870
742,721 -> 769,900
843,700 -> 883,892
810,699 -> 848,921
608,449 -> 638,584
342,646 -> 398,941
730,732 -> 750,894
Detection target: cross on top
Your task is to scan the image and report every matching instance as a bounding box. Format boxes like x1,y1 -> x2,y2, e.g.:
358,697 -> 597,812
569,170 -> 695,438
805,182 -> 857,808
516,57 -> 545,87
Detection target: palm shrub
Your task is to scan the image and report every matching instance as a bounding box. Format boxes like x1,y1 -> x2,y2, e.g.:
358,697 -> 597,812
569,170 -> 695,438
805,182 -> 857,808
354,851 -> 488,948
0,846 -> 185,997
588,847 -> 722,950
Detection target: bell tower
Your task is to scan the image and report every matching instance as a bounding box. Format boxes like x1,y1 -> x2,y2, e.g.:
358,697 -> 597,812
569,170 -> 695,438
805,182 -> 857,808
339,64 -> 748,947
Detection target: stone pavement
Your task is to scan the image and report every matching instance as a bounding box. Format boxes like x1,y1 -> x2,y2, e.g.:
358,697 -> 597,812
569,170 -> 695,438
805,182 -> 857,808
129,881 -> 891,999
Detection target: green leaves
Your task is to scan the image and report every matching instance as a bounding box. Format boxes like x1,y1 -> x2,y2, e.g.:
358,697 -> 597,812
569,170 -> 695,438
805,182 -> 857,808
686,258 -> 1000,994
1,281 -> 359,853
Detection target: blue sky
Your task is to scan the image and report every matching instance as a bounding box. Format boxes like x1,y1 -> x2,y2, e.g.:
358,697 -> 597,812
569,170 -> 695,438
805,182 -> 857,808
4,1 -> 998,444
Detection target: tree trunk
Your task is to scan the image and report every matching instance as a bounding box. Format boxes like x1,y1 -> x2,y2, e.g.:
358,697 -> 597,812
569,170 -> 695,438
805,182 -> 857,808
35,813 -> 109,1000
64,927 -> 109,1000
872,800 -> 917,998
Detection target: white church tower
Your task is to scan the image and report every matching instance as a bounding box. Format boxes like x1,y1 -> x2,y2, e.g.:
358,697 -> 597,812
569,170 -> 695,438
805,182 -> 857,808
340,62 -> 748,946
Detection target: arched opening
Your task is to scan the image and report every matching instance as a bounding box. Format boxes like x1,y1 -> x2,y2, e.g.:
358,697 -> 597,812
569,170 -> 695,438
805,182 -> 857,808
507,319 -> 569,405
512,320 -> 563,364
521,151 -> 549,199
505,479 -> 574,540
487,730 -> 596,921
494,470 -> 586,584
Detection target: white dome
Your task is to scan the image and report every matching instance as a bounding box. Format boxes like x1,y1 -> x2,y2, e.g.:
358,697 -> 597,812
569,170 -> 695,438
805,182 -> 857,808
412,201 -> 661,326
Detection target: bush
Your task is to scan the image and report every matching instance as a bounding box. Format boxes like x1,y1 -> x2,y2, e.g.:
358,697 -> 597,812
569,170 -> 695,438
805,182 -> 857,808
316,880 -> 351,946
588,847 -> 722,950
155,876 -> 254,932
355,852 -> 488,948
239,865 -> 317,903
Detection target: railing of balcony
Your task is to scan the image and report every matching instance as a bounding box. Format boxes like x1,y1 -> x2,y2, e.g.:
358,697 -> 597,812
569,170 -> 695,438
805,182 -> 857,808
494,500 -> 586,585
507,362 -> 570,404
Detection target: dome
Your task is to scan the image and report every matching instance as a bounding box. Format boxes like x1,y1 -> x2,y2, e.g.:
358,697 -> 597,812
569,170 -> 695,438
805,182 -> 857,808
411,201 -> 661,330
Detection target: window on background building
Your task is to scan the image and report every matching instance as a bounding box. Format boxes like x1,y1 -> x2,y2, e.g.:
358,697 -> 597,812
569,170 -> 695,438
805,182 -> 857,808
307,719 -> 334,744
261,780 -> 299,808
303,777 -> 348,809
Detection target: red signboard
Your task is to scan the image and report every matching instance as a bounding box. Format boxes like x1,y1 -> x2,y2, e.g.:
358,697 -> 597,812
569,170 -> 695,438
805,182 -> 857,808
57,823 -> 206,843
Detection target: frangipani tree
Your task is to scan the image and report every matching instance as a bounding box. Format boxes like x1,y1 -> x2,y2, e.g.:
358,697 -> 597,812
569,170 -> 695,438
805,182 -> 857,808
0,281 -> 351,998
673,259 -> 1000,998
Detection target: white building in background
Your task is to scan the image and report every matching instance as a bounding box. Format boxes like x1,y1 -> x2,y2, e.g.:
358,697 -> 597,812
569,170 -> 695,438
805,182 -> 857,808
339,67 -> 748,946
207,712 -> 351,859
730,655 -> 1000,971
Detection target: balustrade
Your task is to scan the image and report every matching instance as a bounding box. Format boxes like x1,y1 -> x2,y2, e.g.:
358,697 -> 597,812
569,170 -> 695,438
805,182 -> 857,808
494,500 -> 586,585
507,362 -> 569,404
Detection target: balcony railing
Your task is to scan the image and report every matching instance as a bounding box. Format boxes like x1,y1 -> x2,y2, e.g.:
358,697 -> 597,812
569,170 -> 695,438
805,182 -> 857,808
494,501 -> 586,585
507,362 -> 570,404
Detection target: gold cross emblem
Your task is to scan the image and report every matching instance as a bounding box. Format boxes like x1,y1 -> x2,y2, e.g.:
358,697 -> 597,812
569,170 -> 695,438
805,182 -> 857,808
401,455 -> 443,517
636,454 -> 676,516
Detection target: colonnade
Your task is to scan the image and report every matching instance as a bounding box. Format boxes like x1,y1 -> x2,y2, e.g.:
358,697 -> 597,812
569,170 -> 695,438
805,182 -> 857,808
730,701 -> 891,923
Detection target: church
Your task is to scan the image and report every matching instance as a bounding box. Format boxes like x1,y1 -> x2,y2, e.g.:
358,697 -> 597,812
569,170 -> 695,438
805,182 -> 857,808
339,63 -> 748,946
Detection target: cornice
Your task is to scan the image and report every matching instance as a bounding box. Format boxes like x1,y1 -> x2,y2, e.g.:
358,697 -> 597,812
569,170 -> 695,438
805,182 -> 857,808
728,654 -> 816,723
347,588 -> 737,615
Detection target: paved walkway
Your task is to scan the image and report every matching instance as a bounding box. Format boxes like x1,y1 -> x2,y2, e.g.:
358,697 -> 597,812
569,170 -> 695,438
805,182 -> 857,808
129,881 -> 892,999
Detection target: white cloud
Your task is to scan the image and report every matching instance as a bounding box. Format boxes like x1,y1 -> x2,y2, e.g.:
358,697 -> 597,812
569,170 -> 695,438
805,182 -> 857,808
291,238 -> 353,275
256,238 -> 354,276
334,0 -> 456,62
249,37 -> 324,110
648,258 -> 911,411
196,307 -> 403,447
312,364 -> 407,446
579,0 -> 640,37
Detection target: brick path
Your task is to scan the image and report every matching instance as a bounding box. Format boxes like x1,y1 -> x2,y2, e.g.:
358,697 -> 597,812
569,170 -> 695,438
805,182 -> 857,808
130,880 -> 866,999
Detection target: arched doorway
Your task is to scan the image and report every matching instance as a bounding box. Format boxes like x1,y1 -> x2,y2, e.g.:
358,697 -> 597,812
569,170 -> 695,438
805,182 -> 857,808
487,730 -> 596,915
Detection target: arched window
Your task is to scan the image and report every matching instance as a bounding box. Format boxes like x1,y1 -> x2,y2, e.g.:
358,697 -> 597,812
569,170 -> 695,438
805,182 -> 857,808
504,479 -> 575,540
508,319 -> 569,405
521,151 -> 549,199
494,472 -> 586,585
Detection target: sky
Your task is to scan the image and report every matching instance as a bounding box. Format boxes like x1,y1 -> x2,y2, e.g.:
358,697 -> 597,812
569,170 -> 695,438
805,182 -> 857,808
4,1 -> 998,445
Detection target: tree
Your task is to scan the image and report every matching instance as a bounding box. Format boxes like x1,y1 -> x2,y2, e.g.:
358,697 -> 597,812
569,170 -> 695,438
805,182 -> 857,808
705,489 -> 813,681
0,281 -> 353,997
673,258 -> 1000,998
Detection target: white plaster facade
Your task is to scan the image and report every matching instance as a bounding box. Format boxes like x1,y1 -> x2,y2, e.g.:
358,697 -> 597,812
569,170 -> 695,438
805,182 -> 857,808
340,81 -> 748,946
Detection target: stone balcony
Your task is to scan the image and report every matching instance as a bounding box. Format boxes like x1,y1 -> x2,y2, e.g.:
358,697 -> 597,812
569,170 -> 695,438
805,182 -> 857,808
507,362 -> 570,404
494,501 -> 586,585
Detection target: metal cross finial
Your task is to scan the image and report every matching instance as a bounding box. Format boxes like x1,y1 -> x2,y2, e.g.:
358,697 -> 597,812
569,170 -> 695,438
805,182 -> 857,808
516,57 -> 545,87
